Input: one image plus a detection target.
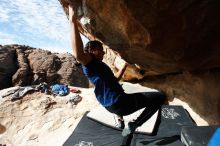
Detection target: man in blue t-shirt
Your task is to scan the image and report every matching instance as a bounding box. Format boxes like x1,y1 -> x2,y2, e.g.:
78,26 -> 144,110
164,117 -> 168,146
69,5 -> 165,136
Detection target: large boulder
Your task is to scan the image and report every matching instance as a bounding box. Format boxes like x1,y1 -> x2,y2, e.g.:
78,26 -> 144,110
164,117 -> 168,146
0,45 -> 17,89
0,45 -> 89,89
59,0 -> 220,124
60,0 -> 220,74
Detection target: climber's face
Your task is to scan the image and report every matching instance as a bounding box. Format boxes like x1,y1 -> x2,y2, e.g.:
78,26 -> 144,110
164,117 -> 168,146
91,47 -> 105,61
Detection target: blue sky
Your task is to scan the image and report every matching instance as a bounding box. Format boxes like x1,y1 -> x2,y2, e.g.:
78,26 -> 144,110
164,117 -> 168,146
0,0 -> 88,53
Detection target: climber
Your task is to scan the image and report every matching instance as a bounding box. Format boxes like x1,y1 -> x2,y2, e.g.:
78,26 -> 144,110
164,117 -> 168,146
68,5 -> 166,136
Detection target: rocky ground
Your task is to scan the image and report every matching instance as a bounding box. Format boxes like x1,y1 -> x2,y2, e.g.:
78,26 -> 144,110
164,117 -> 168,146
0,86 -> 99,146
0,83 -> 207,146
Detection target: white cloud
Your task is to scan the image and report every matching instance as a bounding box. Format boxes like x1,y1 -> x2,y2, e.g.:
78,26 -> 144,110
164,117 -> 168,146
0,0 -> 91,53
0,32 -> 16,44
0,1 -> 11,22
0,0 -> 70,49
0,11 -> 9,22
12,0 -> 69,40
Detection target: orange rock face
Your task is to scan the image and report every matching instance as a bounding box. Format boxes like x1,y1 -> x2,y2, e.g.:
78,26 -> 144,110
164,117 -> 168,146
59,0 -> 220,124
60,0 -> 220,74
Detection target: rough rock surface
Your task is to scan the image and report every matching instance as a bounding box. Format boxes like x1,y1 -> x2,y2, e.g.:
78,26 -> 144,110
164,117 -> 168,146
59,0 -> 220,124
140,70 -> 220,124
0,45 -> 89,89
0,86 -> 99,146
0,45 -> 17,89
61,0 -> 220,74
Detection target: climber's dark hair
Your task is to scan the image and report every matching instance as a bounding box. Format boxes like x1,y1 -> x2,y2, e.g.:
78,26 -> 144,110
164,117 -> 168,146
84,41 -> 103,53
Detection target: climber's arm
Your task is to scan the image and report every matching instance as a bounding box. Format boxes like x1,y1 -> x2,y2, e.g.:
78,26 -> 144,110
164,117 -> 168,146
114,62 -> 128,81
69,5 -> 92,65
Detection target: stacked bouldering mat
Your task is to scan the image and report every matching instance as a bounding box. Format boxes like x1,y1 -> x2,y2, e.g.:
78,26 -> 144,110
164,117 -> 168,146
87,105 -> 159,135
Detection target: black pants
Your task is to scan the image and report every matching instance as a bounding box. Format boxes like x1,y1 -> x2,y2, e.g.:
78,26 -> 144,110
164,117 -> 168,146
106,92 -> 166,127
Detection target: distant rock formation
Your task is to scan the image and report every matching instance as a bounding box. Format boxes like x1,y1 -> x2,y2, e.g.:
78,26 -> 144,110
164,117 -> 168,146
0,45 -> 17,89
0,44 -> 89,89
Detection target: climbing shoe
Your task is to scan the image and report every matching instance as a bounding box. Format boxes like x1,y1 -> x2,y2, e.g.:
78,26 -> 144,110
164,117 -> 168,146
116,119 -> 125,129
122,121 -> 137,136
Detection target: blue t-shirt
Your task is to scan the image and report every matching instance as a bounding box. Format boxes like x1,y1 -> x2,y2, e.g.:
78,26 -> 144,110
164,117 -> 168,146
82,59 -> 124,107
